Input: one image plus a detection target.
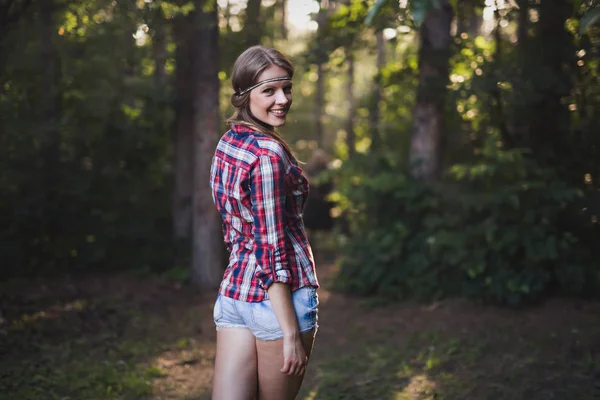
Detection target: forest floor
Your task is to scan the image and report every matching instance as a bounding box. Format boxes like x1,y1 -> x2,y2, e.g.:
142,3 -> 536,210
2,259 -> 600,400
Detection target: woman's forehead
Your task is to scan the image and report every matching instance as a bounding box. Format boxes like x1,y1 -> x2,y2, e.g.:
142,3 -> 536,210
256,65 -> 290,82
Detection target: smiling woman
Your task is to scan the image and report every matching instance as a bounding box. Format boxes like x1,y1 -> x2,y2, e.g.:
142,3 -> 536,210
209,45 -> 320,400
247,66 -> 293,128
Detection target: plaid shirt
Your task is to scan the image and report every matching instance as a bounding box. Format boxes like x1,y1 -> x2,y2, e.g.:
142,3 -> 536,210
210,125 -> 319,302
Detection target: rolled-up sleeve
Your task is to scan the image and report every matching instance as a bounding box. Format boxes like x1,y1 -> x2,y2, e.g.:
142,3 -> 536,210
250,153 -> 291,290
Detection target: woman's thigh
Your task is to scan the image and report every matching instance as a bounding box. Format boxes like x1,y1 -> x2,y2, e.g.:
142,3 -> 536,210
212,327 -> 258,400
255,328 -> 317,400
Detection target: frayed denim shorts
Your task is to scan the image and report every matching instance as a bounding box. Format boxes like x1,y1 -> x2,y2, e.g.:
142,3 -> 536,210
213,286 -> 319,341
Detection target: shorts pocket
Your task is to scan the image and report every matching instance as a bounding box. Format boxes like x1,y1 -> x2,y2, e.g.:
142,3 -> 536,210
250,301 -> 280,333
213,295 -> 223,323
306,287 -> 319,310
295,287 -> 318,332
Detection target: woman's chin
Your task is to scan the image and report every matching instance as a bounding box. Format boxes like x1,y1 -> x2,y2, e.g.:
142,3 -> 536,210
268,117 -> 287,127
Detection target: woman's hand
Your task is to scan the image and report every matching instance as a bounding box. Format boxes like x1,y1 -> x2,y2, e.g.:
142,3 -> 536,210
281,332 -> 308,376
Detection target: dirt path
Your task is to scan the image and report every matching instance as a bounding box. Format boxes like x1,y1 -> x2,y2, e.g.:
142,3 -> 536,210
151,263 -> 600,399
2,263 -> 600,400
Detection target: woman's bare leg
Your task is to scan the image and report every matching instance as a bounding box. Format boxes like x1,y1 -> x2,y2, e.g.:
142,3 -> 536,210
212,328 -> 258,400
255,328 -> 316,400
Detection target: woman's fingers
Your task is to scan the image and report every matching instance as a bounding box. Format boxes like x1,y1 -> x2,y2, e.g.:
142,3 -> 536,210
281,357 -> 307,376
288,358 -> 308,376
280,358 -> 292,374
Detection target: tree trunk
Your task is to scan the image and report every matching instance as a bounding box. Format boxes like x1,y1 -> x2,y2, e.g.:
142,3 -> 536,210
172,11 -> 194,243
152,5 -> 168,86
245,0 -> 262,47
192,0 -> 222,288
409,0 -> 452,181
0,0 -> 33,75
370,29 -> 385,152
491,0 -> 512,148
346,51 -> 356,159
280,0 -> 287,40
40,0 -> 61,233
529,0 -> 574,157
314,61 -> 325,148
313,3 -> 328,148
516,0 -> 528,48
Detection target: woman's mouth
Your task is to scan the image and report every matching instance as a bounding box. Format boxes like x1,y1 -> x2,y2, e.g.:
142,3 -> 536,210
269,108 -> 288,118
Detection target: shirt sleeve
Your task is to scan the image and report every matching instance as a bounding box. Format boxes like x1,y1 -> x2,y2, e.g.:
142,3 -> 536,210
250,153 -> 291,290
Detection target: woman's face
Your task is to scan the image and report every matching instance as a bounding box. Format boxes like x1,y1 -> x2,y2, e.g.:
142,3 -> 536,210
248,65 -> 293,128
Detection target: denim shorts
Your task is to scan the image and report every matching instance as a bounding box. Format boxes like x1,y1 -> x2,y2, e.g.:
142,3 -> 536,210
213,286 -> 319,341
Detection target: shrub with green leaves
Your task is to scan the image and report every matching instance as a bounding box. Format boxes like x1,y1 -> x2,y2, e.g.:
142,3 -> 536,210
335,137 -> 599,305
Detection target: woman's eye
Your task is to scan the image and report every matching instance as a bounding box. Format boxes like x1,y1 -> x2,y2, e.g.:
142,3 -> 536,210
263,88 -> 274,94
284,86 -> 293,93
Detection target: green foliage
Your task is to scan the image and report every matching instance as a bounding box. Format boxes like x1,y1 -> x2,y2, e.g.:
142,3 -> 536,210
366,0 -> 455,28
0,0 -> 174,279
365,0 -> 390,26
334,136 -> 598,305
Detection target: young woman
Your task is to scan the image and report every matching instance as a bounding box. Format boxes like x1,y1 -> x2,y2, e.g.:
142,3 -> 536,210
209,46 -> 320,400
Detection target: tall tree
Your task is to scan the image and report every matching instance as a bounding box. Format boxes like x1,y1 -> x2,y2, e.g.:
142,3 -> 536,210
152,4 -> 168,86
369,29 -> 385,152
345,50 -> 356,158
192,0 -> 222,287
409,0 -> 453,181
529,0 -> 574,156
40,0 -> 61,235
455,0 -> 482,37
313,1 -> 329,148
0,0 -> 32,36
516,0 -> 528,48
279,0 -> 287,39
244,0 -> 262,47
172,10 -> 194,247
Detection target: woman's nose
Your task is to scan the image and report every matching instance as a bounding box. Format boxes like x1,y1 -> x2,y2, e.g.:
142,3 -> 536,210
275,89 -> 289,104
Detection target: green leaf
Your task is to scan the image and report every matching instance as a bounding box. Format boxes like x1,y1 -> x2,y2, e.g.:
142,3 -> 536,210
579,7 -> 600,35
365,0 -> 390,26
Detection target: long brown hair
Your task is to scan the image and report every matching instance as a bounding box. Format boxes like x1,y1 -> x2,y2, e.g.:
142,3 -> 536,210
227,46 -> 296,159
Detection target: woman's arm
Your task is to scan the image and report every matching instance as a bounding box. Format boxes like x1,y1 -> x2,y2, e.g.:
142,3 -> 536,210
249,150 -> 306,375
267,282 -> 308,376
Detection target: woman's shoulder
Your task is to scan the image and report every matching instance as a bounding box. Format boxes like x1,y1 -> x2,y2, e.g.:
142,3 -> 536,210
228,125 -> 287,162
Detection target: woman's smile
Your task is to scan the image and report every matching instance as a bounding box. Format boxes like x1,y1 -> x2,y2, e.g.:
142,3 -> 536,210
269,108 -> 288,117
249,65 -> 293,128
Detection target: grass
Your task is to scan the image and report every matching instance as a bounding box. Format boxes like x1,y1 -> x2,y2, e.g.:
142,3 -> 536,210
0,271 -> 213,400
1,263 -> 600,399
298,287 -> 600,400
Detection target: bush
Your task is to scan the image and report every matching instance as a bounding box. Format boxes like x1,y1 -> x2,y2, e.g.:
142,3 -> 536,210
334,137 -> 599,305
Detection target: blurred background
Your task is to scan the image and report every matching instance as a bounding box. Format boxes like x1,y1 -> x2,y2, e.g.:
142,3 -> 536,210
1,0 -> 600,399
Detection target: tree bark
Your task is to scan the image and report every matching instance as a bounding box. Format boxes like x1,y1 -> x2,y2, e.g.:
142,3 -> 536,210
152,5 -> 168,86
346,51 -> 356,159
172,11 -> 194,242
370,29 -> 385,152
245,0 -> 262,47
0,0 -> 32,36
516,0 -> 528,48
192,0 -> 222,288
491,0 -> 512,148
40,0 -> 61,232
314,61 -> 325,148
409,0 -> 452,181
529,0 -> 574,156
313,3 -> 328,148
279,0 -> 287,40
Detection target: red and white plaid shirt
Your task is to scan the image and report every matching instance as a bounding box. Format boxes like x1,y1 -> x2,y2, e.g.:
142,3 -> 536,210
210,124 -> 319,302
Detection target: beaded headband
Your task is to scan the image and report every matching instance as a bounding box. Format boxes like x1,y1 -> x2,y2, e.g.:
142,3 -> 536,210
236,76 -> 292,96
